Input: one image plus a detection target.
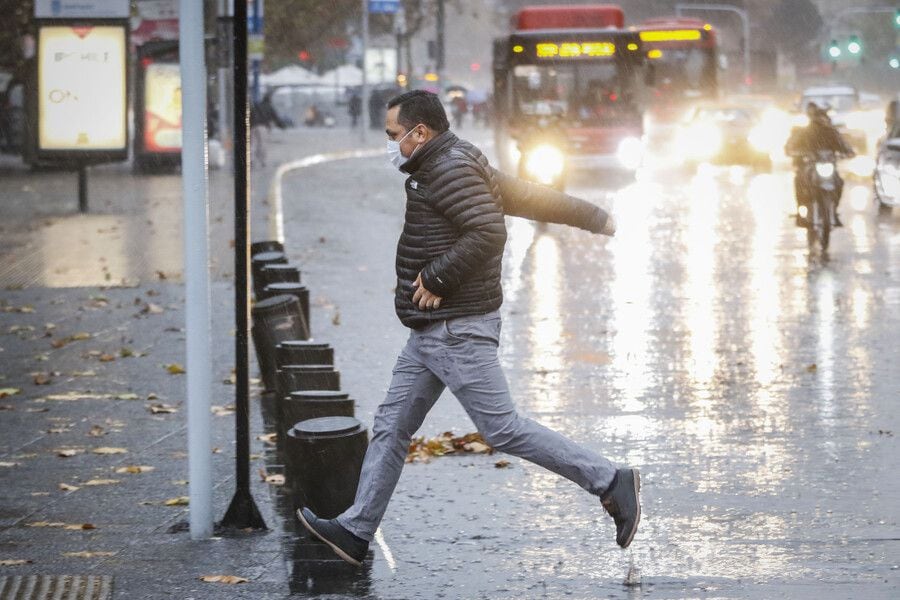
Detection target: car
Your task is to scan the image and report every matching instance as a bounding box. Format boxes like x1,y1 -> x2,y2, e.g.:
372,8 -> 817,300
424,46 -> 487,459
676,102 -> 774,170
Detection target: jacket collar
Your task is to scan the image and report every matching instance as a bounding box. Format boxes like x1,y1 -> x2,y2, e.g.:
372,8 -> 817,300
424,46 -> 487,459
400,130 -> 457,175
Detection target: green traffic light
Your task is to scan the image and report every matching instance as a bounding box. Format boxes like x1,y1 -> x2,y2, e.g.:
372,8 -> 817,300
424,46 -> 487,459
890,57 -> 900,69
828,43 -> 841,59
847,41 -> 861,54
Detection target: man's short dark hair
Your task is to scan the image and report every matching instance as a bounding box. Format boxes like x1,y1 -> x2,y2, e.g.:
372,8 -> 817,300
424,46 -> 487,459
387,90 -> 450,133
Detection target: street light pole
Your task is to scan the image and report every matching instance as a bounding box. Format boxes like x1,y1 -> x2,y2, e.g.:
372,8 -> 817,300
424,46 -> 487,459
361,0 -> 369,141
676,3 -> 751,87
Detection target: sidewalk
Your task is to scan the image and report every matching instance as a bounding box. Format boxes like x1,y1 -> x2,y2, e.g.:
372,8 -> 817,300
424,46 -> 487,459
0,126 -> 385,599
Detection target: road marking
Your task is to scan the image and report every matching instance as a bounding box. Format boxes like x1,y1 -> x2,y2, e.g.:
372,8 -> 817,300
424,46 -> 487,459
374,527 -> 396,572
268,149 -> 384,243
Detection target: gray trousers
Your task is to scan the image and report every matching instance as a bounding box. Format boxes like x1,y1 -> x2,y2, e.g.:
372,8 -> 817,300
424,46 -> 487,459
335,311 -> 618,542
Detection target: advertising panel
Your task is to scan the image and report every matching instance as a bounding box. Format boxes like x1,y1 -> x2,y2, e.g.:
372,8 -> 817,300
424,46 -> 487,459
143,62 -> 182,153
37,24 -> 128,155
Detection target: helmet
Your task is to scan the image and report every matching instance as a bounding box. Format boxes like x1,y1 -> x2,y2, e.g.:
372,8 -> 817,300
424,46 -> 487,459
805,101 -> 830,124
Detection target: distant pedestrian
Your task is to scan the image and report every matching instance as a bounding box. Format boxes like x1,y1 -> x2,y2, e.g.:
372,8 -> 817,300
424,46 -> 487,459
450,94 -> 467,129
250,90 -> 287,167
297,90 -> 640,567
349,92 -> 362,128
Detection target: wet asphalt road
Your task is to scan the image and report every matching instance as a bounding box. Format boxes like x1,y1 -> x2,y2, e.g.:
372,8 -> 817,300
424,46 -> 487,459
274,132 -> 900,598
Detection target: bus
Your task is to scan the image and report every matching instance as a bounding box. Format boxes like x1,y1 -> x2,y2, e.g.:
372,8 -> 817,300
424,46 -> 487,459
637,18 -> 718,131
492,5 -> 647,183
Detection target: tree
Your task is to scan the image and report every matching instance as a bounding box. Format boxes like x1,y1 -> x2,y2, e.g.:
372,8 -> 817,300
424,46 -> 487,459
264,0 -> 360,71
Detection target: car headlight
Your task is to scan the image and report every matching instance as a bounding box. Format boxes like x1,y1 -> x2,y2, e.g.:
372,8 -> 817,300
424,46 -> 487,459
616,137 -> 643,170
815,162 -> 835,178
682,123 -> 722,159
524,144 -> 565,185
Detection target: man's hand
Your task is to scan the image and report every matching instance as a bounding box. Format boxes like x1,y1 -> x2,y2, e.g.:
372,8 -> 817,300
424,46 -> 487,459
412,272 -> 443,311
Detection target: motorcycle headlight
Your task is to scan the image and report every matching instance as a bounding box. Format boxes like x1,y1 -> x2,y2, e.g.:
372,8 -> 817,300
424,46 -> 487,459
524,144 -> 565,185
616,137 -> 643,170
815,162 -> 835,178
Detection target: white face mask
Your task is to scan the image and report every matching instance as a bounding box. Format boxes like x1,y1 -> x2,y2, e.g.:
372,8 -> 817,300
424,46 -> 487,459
386,127 -> 419,169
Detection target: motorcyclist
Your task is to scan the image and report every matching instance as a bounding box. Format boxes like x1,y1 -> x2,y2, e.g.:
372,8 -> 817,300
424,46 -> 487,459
785,102 -> 855,227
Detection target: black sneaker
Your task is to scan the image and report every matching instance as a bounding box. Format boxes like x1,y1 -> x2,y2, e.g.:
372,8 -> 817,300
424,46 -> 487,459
600,468 -> 641,549
296,507 -> 368,566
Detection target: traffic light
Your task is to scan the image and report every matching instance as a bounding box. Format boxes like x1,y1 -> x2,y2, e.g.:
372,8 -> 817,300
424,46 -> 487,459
828,40 -> 841,59
890,55 -> 900,70
894,9 -> 900,29
847,35 -> 861,55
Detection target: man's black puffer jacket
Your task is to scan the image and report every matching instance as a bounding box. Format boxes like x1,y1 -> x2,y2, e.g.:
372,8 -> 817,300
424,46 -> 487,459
396,131 -> 506,328
395,130 -> 610,329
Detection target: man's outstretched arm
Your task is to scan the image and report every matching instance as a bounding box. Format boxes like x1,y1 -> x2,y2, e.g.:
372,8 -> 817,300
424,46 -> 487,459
492,168 -> 616,235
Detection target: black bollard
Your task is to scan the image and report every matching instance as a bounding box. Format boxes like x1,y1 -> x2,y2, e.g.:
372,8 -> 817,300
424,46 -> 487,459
275,365 -> 340,405
285,416 -> 368,517
256,263 -> 300,299
276,341 -> 334,369
251,240 -> 285,256
283,391 -> 354,428
251,295 -> 308,393
261,282 -> 310,338
251,251 -> 288,298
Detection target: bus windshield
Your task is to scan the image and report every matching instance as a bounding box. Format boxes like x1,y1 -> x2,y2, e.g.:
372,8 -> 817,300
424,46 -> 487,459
647,47 -> 714,98
512,63 -> 638,125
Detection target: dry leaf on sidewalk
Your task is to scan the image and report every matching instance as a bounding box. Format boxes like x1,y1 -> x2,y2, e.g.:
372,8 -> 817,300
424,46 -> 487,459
58,483 -> 80,491
495,459 -> 511,468
0,559 -> 32,566
84,479 -> 119,486
200,575 -> 248,584
165,363 -> 186,375
63,551 -> 114,558
0,388 -> 21,398
115,465 -> 155,474
149,403 -> 178,414
256,433 -> 277,445
92,447 -> 128,455
0,461 -> 20,468
211,404 -> 235,416
56,448 -> 84,458
164,496 -> 189,506
33,372 -> 52,385
88,425 -> 106,437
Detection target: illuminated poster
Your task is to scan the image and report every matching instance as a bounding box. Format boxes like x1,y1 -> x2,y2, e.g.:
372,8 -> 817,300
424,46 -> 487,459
38,24 -> 127,152
144,62 -> 182,153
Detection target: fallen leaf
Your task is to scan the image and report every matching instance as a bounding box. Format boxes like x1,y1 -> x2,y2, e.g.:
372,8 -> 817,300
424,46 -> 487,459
85,479 -> 119,486
65,523 -> 96,530
25,407 -> 49,413
56,448 -> 84,458
0,461 -> 20,468
33,372 -> 52,385
149,403 -> 178,414
47,427 -> 69,434
264,473 -> 284,485
495,459 -> 511,469
63,551 -> 114,558
71,370 -> 96,377
156,270 -> 167,280
71,332 -> 92,341
30,492 -> 51,496
92,447 -> 128,455
115,465 -> 155,474
0,388 -> 21,398
88,425 -> 105,437
146,392 -> 158,400
0,559 -> 32,566
256,433 -> 277,445
165,363 -> 186,375
332,311 -> 341,326
142,303 -> 164,315
164,496 -> 189,506
171,479 -> 189,486
464,441 -> 492,454
98,354 -> 116,362
200,575 -> 248,584
0,404 -> 13,411
116,393 -> 139,400
58,483 -> 80,492
119,347 -> 134,357
211,404 -> 235,416
806,363 -> 817,373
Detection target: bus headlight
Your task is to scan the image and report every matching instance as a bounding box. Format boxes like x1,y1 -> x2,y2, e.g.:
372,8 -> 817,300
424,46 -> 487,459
815,162 -> 835,178
524,144 -> 565,185
616,136 -> 643,170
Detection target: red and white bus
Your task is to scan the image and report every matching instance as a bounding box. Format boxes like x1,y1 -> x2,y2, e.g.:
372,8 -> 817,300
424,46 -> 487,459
637,18 -> 719,131
492,5 -> 647,184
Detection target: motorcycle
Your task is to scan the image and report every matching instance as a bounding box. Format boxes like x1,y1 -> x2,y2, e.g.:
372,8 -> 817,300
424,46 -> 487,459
796,150 -> 840,253
515,114 -> 569,192
874,137 -> 900,215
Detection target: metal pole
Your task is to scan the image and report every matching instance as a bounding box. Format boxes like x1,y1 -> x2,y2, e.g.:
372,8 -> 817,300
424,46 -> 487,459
217,0 -> 234,172
77,164 -> 88,213
179,0 -> 213,541
675,4 -> 751,87
251,0 -> 262,104
361,0 -> 369,141
436,0 -> 445,85
221,0 -> 267,531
